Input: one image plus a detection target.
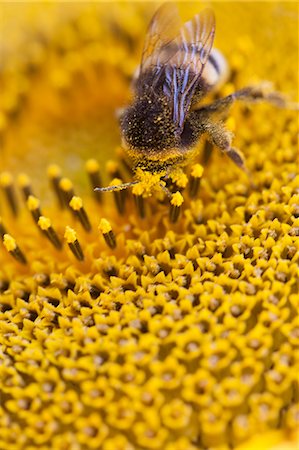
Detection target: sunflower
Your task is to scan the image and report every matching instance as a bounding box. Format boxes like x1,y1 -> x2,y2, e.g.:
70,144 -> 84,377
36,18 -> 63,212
0,2 -> 298,449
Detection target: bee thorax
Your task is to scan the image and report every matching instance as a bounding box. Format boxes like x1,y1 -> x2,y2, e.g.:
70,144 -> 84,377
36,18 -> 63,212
120,95 -> 177,152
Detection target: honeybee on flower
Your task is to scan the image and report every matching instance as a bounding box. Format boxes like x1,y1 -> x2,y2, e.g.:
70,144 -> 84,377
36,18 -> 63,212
96,3 -> 288,198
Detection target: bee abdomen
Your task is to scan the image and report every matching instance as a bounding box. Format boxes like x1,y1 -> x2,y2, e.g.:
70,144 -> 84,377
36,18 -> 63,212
202,48 -> 229,89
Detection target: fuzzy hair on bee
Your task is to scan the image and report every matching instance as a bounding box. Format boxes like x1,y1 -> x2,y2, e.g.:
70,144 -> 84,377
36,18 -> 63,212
95,3 -> 288,197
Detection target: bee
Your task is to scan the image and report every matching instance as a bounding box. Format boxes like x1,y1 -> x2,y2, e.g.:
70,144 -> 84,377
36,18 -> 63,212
96,3 -> 286,197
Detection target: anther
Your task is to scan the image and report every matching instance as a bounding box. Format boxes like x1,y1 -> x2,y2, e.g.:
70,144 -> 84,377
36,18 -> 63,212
169,170 -> 188,193
116,147 -> 134,175
47,164 -> 64,208
189,164 -> 204,198
38,216 -> 62,249
0,172 -> 18,215
85,159 -> 103,202
106,160 -> 123,181
27,195 -> 42,222
18,173 -> 33,200
99,218 -> 116,249
0,217 -> 8,238
3,233 -> 27,264
64,226 -> 84,261
134,193 -> 145,219
110,178 -> 126,215
132,184 -> 146,218
59,178 -> 75,208
169,191 -> 184,223
69,196 -> 92,232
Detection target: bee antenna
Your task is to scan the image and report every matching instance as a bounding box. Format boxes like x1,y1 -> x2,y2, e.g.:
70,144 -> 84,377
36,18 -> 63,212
94,181 -> 139,193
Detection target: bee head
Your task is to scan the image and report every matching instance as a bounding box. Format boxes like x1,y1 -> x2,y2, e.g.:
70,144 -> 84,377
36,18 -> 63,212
120,95 -> 177,152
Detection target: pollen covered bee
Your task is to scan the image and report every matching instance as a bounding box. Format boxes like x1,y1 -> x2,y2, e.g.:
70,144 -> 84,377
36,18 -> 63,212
96,3 -> 286,197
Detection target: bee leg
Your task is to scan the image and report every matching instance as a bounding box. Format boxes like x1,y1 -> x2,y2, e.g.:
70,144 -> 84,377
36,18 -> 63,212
199,83 -> 287,116
226,147 -> 247,170
227,148 -> 257,188
229,84 -> 287,107
204,121 -> 257,187
204,121 -> 247,171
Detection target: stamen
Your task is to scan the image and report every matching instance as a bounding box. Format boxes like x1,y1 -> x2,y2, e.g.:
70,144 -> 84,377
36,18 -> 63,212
64,226 -> 84,261
27,195 -> 42,222
110,178 -> 126,215
18,173 -> 33,200
59,177 -> 75,208
69,196 -> 92,232
0,114 -> 7,145
106,160 -> 123,180
170,191 -> 184,223
131,182 -> 146,218
168,169 -> 188,193
0,172 -> 18,215
85,159 -> 103,202
133,191 -> 146,219
189,164 -> 204,198
3,233 -> 27,264
116,146 -> 134,175
38,216 -> 62,250
47,164 -> 65,208
134,195 -> 145,219
0,217 -> 8,238
159,182 -> 172,198
99,218 -> 116,249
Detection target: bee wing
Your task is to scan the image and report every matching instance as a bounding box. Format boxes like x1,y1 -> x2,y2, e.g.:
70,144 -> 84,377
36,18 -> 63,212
167,8 -> 216,131
136,6 -> 215,133
135,3 -> 181,92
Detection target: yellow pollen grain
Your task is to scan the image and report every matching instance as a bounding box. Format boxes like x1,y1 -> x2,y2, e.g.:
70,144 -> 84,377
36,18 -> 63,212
99,218 -> 112,234
191,164 -> 204,178
86,158 -> 100,173
69,196 -> 83,210
27,195 -> 40,211
47,164 -> 62,178
171,192 -> 184,207
59,178 -> 73,191
64,226 -> 77,244
3,233 -> 17,251
38,216 -> 51,230
0,171 -> 13,187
